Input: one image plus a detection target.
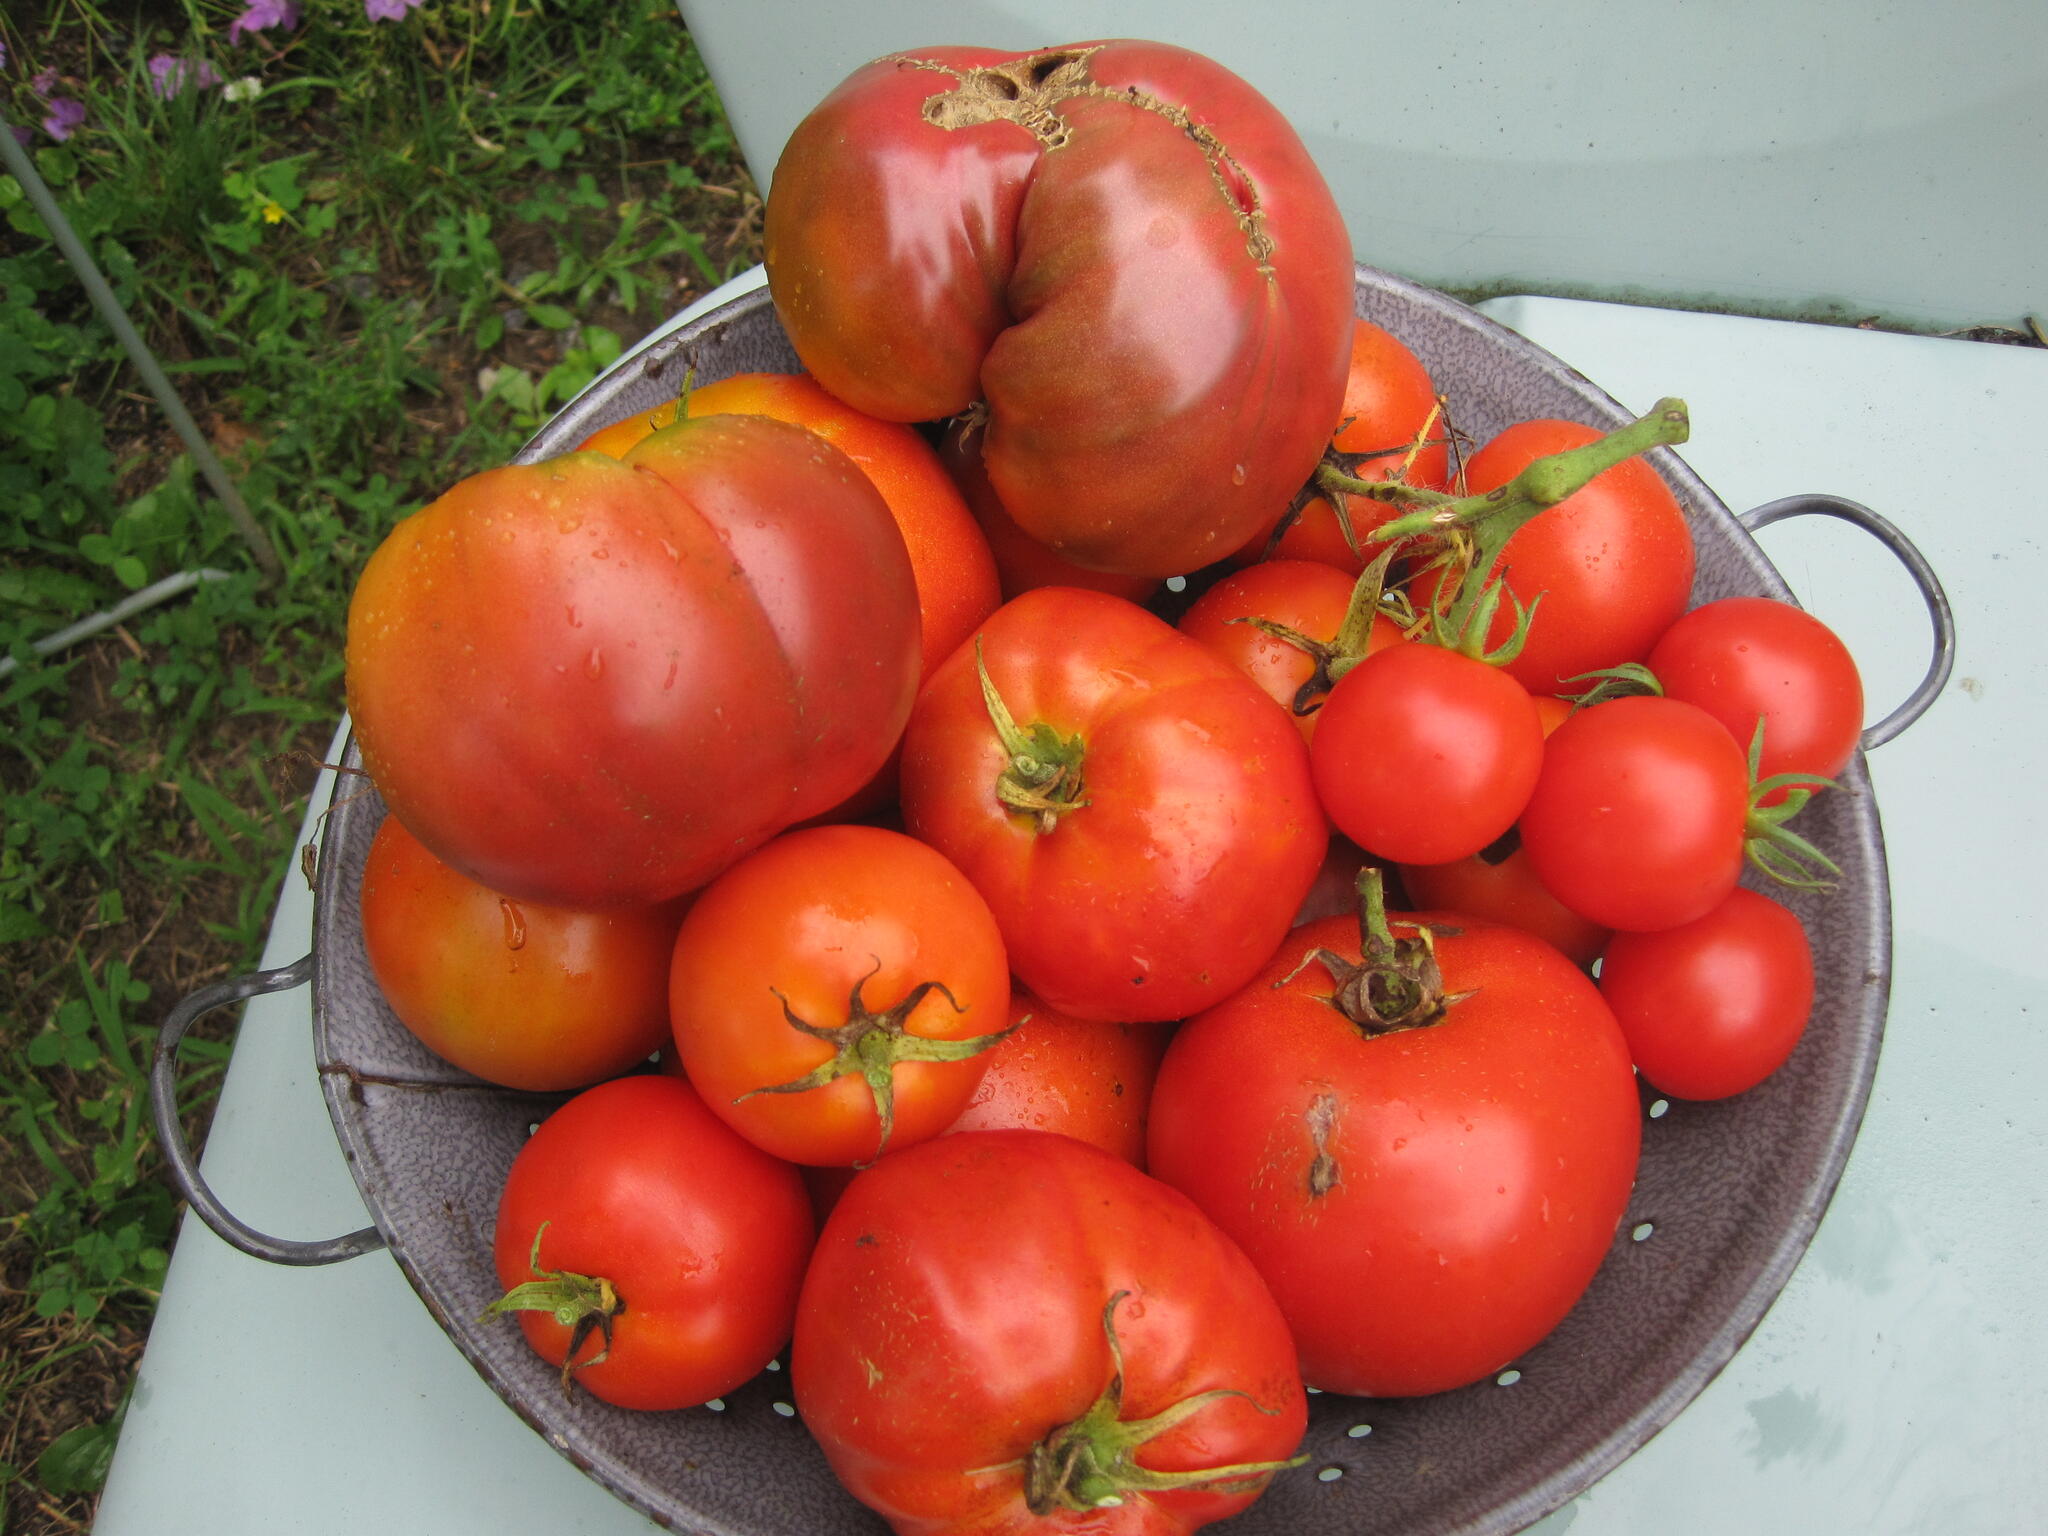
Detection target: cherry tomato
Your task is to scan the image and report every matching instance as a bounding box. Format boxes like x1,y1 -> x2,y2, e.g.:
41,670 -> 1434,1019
1519,695 -> 1752,932
668,825 -> 1012,1166
765,41 -> 1354,576
793,1130 -> 1307,1535
942,988 -> 1171,1166
1148,903 -> 1641,1397
1176,558 -> 1402,745
359,815 -> 681,1091
1417,418 -> 1695,695
1398,836 -> 1611,970
487,1074 -> 812,1410
1647,595 -> 1864,802
900,587 -> 1325,1023
345,415 -> 920,907
1598,886 -> 1814,1099
1310,642 -> 1546,864
1233,317 -> 1450,571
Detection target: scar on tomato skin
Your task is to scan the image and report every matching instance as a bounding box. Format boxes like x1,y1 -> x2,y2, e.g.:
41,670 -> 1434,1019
904,47 -> 1275,274
1305,1090 -> 1341,1200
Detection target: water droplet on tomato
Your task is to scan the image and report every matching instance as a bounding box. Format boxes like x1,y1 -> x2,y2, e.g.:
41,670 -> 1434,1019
565,605 -> 580,628
586,647 -> 604,679
1231,463 -> 1247,486
663,657 -> 679,691
500,899 -> 527,951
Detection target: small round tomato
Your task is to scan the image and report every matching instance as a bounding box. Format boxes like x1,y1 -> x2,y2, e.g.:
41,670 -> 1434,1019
1310,642 -> 1545,865
1148,894 -> 1641,1397
359,815 -> 682,1090
1519,695 -> 1751,932
1176,558 -> 1402,745
486,1074 -> 812,1410
1416,418 -> 1695,695
942,988 -> 1171,1166
1647,595 -> 1864,800
668,825 -> 1012,1166
793,1130 -> 1307,1535
1233,317 -> 1450,571
1598,886 -> 1814,1099
900,587 -> 1325,1023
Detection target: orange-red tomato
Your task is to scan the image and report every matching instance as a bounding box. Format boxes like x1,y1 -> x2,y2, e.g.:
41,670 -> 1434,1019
1176,558 -> 1402,745
1232,318 -> 1450,572
582,372 -> 1000,683
669,825 -> 1011,1166
943,989 -> 1171,1166
359,815 -> 681,1091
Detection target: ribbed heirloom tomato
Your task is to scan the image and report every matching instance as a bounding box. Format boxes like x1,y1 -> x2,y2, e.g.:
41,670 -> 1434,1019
793,1130 -> 1308,1536
344,414 -> 920,908
899,587 -> 1325,1023
765,40 -> 1354,576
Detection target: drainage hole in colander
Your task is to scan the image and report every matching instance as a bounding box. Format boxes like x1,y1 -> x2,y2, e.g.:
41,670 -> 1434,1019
1166,575 -> 1188,592
1496,1368 -> 1522,1386
1316,1466 -> 1345,1482
1346,1423 -> 1372,1439
772,1400 -> 797,1417
1632,1221 -> 1656,1242
703,1398 -> 726,1412
1648,1098 -> 1670,1119
766,1358 -> 783,1371
527,1122 -> 540,1136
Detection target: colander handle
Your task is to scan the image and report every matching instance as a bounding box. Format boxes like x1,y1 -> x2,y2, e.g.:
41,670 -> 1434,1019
151,953 -> 387,1266
1738,493 -> 1956,749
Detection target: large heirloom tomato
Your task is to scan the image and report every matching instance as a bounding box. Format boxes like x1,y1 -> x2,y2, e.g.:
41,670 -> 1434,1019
1148,895 -> 1642,1397
764,41 -> 1355,577
344,415 -> 920,907
487,1074 -> 812,1411
359,815 -> 682,1091
793,1130 -> 1307,1536
899,587 -> 1325,1023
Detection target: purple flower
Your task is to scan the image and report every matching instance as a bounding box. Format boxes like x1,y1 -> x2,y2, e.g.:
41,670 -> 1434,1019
364,0 -> 426,21
148,55 -> 223,98
228,0 -> 302,43
43,98 -> 87,141
32,67 -> 58,95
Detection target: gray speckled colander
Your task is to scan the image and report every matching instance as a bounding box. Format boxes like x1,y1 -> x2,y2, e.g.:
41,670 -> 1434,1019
154,264 -> 1953,1536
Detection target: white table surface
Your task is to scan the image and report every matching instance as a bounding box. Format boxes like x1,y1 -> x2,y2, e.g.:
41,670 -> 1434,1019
94,288 -> 2048,1533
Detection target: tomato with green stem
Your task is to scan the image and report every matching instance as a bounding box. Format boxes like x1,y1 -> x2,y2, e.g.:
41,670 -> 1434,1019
899,587 -> 1325,1023
1147,871 -> 1641,1397
668,825 -> 1013,1166
484,1074 -> 812,1410
792,1129 -> 1308,1535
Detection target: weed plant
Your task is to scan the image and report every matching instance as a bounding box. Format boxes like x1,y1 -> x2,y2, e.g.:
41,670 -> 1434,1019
0,3 -> 759,1527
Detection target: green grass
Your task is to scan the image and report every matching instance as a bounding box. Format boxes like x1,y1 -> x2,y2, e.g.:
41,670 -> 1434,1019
0,4 -> 758,1526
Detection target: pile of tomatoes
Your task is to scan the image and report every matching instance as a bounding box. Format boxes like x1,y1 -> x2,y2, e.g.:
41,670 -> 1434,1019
340,39 -> 1862,1536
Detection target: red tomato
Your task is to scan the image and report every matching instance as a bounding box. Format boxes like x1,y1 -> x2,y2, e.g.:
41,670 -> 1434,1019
668,825 -> 1012,1166
1398,838 -> 1611,970
358,815 -> 681,1090
487,1074 -> 812,1410
1647,595 -> 1864,801
1175,558 -> 1402,745
793,1130 -> 1307,1536
1148,906 -> 1641,1396
942,988 -> 1171,1166
1519,695 -> 1752,932
939,424 -> 1161,604
1418,418 -> 1695,695
1599,886 -> 1814,1099
1233,318 -> 1451,571
899,587 -> 1325,1023
765,41 -> 1354,576
345,416 -> 920,907
1310,642 -> 1546,864
581,372 -> 1000,684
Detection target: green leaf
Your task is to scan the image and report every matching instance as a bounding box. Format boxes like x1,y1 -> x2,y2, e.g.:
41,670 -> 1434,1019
525,303 -> 575,331
112,556 -> 148,591
474,311 -> 504,350
37,1416 -> 121,1496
